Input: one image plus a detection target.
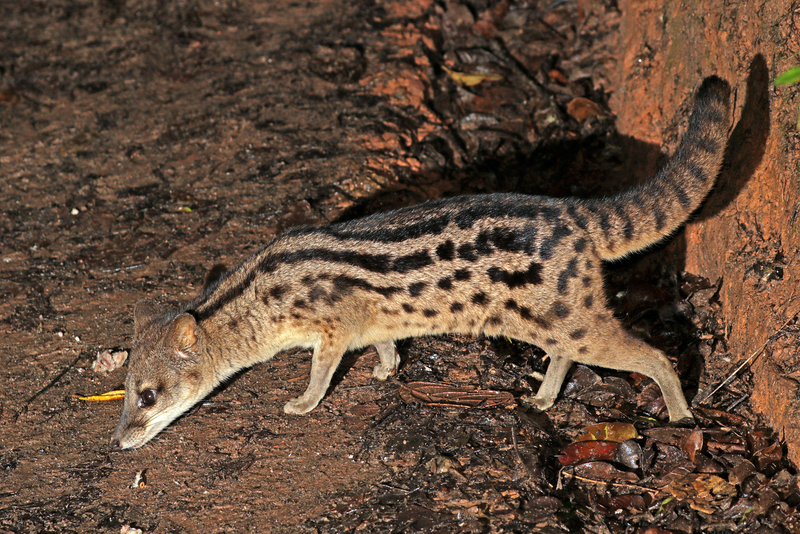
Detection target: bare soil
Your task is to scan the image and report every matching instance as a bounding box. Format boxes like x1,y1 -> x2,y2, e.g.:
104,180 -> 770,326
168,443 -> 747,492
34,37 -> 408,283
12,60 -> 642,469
1,0 -> 799,533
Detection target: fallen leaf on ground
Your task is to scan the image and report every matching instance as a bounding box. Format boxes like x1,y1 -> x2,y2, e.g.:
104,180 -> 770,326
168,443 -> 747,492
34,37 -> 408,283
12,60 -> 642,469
574,422 -> 639,443
663,474 -> 737,513
680,428 -> 704,462
558,441 -> 618,466
566,97 -> 606,122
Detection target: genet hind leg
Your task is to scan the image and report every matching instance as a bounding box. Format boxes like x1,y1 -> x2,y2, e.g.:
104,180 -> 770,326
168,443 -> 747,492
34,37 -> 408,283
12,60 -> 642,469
505,311 -> 692,423
372,340 -> 398,380
566,319 -> 694,423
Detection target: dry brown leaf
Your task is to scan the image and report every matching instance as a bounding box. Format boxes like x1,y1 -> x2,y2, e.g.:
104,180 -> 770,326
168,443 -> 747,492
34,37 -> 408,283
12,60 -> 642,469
558,441 -> 618,466
566,97 -> 606,122
680,428 -> 704,462
574,422 -> 639,443
663,474 -> 737,513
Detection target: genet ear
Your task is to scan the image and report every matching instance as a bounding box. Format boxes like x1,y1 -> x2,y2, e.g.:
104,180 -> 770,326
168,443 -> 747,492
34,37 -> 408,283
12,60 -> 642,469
166,313 -> 200,356
134,299 -> 167,335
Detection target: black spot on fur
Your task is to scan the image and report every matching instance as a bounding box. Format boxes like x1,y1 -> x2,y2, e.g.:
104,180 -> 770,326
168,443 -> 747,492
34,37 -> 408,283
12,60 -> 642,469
301,275 -> 315,286
539,224 -> 572,260
454,269 -> 471,281
487,316 -> 502,326
457,244 -> 478,262
228,318 -> 238,329
573,238 -> 587,253
308,286 -> 328,303
450,302 -> 464,313
583,295 -> 594,308
472,292 -> 489,305
475,231 -> 494,256
436,240 -> 455,261
402,303 -> 415,313
437,277 -> 453,290
552,302 -> 570,318
570,329 -> 587,340
487,261 -> 543,288
520,307 -> 550,329
489,227 -> 526,252
423,309 -> 438,317
408,282 -> 427,297
557,258 -> 579,294
294,299 -> 307,309
270,285 -> 286,300
505,299 -> 518,310
582,276 -> 592,288
545,338 -> 558,346
578,346 -> 589,354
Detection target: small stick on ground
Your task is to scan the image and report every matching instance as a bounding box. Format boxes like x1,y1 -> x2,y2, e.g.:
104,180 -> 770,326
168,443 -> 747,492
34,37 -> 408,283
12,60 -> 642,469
559,469 -> 659,496
13,353 -> 82,422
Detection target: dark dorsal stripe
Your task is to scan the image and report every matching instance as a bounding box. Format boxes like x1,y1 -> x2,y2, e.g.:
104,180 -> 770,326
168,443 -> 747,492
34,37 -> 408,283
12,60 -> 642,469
282,195 -> 553,244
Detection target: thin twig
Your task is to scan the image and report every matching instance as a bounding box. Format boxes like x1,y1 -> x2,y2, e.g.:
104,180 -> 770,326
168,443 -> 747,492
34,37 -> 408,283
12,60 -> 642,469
560,470 -> 658,494
698,307 -> 800,405
13,353 -> 82,422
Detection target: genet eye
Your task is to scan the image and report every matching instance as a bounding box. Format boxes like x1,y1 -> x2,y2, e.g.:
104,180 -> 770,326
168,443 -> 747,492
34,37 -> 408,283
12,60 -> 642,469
139,388 -> 157,407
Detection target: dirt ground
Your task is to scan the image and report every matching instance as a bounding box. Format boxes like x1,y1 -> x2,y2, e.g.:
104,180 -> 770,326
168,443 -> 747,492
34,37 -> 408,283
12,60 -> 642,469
2,0 -> 800,532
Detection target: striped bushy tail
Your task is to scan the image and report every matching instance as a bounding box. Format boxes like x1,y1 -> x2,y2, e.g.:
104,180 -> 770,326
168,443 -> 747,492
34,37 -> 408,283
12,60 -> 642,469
582,76 -> 731,261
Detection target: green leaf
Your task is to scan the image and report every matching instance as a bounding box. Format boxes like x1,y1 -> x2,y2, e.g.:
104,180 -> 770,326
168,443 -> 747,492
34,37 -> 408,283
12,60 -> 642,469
774,66 -> 800,86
